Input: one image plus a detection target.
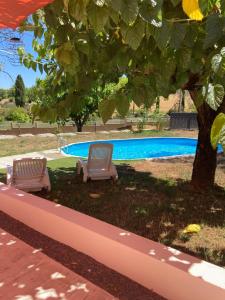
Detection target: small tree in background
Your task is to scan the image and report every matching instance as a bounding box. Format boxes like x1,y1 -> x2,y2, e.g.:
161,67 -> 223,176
15,75 -> 25,107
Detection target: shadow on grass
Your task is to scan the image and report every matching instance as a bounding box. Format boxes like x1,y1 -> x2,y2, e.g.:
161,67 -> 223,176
46,165 -> 223,229
0,162 -> 224,266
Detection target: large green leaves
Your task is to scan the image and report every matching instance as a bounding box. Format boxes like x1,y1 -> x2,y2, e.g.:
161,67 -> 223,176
204,14 -> 225,49
99,97 -> 116,123
116,93 -> 130,117
111,0 -> 139,25
203,83 -> 225,111
211,112 -> 225,150
170,23 -> 187,49
139,0 -> 163,24
68,0 -> 89,22
87,2 -> 109,33
211,47 -> 225,77
55,41 -> 79,74
153,21 -> 172,50
199,0 -> 219,15
121,18 -> 145,50
55,42 -> 74,66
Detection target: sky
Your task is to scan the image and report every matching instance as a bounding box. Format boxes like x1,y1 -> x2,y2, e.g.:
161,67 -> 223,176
0,30 -> 44,89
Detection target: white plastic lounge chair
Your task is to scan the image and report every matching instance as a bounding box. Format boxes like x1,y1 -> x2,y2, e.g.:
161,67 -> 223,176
6,157 -> 51,192
76,143 -> 118,183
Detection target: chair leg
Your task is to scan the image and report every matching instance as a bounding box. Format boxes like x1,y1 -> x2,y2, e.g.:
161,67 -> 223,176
112,175 -> 118,182
76,162 -> 81,174
83,175 -> 88,183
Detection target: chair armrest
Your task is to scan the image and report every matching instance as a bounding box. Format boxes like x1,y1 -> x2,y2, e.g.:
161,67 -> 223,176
78,159 -> 87,167
6,165 -> 13,185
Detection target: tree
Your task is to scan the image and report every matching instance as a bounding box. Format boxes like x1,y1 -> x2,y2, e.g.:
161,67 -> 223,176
15,75 -> 25,107
30,77 -> 101,131
30,77 -> 126,132
19,0 -> 225,188
70,93 -> 99,132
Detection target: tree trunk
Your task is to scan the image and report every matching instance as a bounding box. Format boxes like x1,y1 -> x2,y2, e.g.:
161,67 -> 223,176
155,97 -> 160,113
191,102 -> 217,189
76,122 -> 83,132
73,118 -> 83,132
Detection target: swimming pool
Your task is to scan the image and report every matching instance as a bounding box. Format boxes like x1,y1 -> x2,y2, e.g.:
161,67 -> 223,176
61,137 -> 220,160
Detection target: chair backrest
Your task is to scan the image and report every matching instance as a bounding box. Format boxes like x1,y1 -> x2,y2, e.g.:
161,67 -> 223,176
12,157 -> 47,182
87,143 -> 113,171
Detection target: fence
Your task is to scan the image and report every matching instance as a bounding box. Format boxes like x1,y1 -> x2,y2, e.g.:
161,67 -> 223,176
169,113 -> 198,130
0,117 -> 170,135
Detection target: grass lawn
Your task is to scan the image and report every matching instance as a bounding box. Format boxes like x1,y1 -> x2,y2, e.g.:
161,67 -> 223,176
0,150 -> 224,268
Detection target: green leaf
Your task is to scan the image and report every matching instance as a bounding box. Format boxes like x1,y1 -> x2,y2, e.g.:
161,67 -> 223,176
87,2 -> 109,33
55,42 -> 74,66
110,9 -> 119,24
170,23 -> 187,49
120,0 -> 138,25
221,0 -> 225,15
203,83 -> 225,111
154,21 -> 172,50
204,14 -> 225,49
31,103 -> 40,121
170,0 -> 181,6
31,61 -> 37,72
139,0 -> 163,24
68,0 -> 89,22
39,106 -> 57,123
110,0 -> 122,12
211,113 -> 225,149
38,63 -> 43,74
211,54 -> 222,73
43,64 -> 49,74
23,58 -> 31,68
178,47 -> 192,71
120,18 -> 145,50
116,94 -> 130,117
211,49 -> 225,77
99,98 -> 116,123
199,0 -> 218,15
132,87 -> 147,106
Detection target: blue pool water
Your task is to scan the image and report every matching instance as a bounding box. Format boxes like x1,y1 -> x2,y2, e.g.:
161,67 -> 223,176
61,137 -> 221,160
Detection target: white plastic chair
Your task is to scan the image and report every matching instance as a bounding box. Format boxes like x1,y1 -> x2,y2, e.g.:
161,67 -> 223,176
76,143 -> 118,183
6,157 -> 51,192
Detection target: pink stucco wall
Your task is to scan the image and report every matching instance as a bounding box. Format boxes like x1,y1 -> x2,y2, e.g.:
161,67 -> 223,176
0,183 -> 224,300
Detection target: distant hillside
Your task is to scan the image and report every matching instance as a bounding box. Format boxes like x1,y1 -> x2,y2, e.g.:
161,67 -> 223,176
130,90 -> 196,114
0,98 -> 15,108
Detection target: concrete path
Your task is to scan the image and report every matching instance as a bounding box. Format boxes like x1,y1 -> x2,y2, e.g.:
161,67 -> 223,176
0,149 -> 64,169
0,228 -> 117,300
0,133 -> 78,139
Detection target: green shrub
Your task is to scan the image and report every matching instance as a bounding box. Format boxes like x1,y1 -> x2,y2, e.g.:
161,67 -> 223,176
0,116 -> 4,122
5,107 -> 30,123
136,118 -> 146,132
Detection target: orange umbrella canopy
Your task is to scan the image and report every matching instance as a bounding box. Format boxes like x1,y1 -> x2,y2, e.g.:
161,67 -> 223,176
0,0 -> 54,29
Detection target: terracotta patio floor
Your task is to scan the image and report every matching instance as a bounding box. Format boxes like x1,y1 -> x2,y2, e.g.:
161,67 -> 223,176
0,228 -> 117,300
